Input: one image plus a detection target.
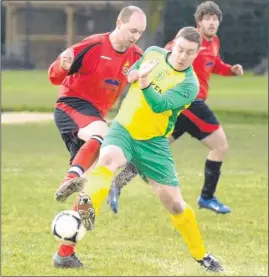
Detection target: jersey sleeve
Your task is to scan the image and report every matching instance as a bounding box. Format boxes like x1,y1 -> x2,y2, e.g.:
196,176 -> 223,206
212,36 -> 233,76
48,36 -> 101,85
142,77 -> 199,113
213,55 -> 233,76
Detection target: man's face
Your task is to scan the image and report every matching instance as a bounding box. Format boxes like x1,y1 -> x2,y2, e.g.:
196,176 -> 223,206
171,37 -> 199,70
198,14 -> 220,38
116,12 -> 147,48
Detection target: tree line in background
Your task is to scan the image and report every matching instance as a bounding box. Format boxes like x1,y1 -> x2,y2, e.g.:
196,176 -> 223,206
162,0 -> 268,69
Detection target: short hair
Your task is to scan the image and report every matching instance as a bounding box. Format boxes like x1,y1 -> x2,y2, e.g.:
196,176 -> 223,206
175,27 -> 202,48
117,5 -> 146,23
194,1 -> 223,23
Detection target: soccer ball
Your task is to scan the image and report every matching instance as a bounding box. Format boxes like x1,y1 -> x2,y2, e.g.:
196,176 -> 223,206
51,210 -> 86,244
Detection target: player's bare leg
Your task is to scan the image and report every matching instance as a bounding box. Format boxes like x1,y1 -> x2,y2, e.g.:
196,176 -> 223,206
198,127 -> 231,214
55,120 -> 108,202
149,178 -> 224,272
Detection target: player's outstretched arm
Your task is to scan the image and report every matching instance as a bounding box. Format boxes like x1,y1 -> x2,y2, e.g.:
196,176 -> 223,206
141,80 -> 198,113
48,37 -> 98,85
48,48 -> 74,85
213,55 -> 243,77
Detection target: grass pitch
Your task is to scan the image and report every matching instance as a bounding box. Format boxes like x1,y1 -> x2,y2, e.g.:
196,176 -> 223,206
2,120 -> 267,276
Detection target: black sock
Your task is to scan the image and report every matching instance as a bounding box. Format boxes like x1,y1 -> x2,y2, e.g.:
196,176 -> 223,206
201,159 -> 222,200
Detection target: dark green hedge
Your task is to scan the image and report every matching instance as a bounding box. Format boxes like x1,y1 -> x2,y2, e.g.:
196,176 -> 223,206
163,0 -> 268,68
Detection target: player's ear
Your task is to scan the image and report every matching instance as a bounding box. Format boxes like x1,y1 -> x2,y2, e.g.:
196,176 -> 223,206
116,19 -> 122,30
193,46 -> 200,58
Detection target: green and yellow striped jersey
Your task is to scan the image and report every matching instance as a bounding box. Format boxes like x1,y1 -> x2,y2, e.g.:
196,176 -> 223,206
115,46 -> 199,140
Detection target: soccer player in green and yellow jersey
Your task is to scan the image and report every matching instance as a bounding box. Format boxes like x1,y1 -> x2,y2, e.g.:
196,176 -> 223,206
55,27 -> 223,272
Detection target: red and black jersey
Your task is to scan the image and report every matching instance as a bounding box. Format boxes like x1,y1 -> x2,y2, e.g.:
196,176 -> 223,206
48,32 -> 143,116
165,35 -> 233,101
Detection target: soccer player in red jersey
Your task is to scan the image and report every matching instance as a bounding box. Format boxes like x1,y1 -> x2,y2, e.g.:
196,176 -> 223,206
108,1 -> 243,214
50,6 -> 146,268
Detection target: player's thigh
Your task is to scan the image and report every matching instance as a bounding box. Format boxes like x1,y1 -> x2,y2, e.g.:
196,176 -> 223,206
182,100 -> 220,141
134,137 -> 180,187
55,98 -> 106,153
149,179 -> 186,214
101,121 -> 135,167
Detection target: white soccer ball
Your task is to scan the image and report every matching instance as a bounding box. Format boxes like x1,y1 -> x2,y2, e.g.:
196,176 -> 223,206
51,210 -> 86,244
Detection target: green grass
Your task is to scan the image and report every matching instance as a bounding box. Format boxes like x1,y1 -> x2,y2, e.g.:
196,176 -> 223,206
2,120 -> 268,276
2,70 -> 58,112
207,73 -> 268,113
2,70 -> 268,114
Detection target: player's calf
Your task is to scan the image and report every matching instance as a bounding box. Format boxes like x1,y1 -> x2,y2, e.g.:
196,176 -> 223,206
107,162 -> 138,213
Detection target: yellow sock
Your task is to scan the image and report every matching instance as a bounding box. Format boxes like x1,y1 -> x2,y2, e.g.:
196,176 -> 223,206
84,166 -> 113,214
170,205 -> 206,260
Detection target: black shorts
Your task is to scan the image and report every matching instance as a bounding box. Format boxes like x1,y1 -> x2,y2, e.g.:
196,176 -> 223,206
172,100 -> 220,141
54,97 -> 105,164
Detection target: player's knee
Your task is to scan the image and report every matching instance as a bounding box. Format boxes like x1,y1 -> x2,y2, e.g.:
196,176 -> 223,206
98,152 -> 115,167
98,145 -> 127,171
171,200 -> 186,214
216,141 -> 229,155
78,121 -> 108,141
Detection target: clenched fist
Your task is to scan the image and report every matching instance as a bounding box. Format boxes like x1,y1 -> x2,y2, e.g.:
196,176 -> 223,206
60,48 -> 74,71
231,64 -> 243,76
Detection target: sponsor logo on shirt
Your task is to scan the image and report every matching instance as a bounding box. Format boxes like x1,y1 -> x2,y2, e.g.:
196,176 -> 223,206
205,61 -> 214,67
102,79 -> 121,92
151,81 -> 163,94
104,79 -> 120,86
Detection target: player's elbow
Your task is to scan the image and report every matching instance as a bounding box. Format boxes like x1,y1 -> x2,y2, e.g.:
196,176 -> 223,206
49,76 -> 62,85
48,70 -> 62,85
151,105 -> 164,113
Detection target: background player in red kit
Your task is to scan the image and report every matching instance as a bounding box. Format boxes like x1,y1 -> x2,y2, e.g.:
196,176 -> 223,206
108,1 -> 243,214
49,5 -> 146,268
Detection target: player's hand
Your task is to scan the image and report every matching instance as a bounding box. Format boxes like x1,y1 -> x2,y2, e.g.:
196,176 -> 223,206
59,48 -> 74,71
127,70 -> 140,83
231,64 -> 243,76
139,59 -> 159,78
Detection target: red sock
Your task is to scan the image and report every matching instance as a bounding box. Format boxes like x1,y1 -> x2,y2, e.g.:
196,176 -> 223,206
58,244 -> 75,257
67,137 -> 102,179
57,197 -> 81,257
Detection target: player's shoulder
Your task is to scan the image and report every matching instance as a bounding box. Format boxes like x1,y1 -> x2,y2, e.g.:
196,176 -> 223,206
185,66 -> 200,86
130,44 -> 143,57
144,46 -> 168,55
81,33 -> 107,45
